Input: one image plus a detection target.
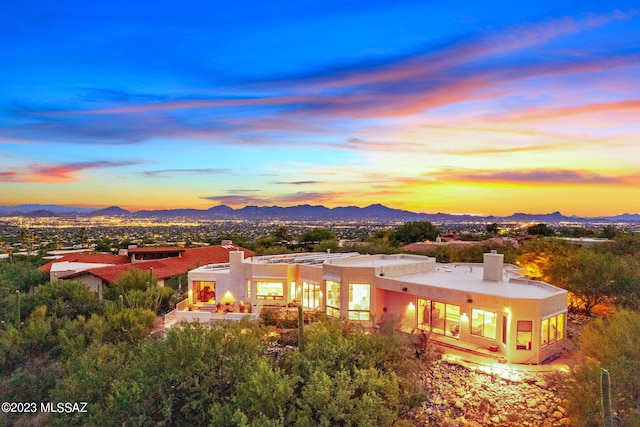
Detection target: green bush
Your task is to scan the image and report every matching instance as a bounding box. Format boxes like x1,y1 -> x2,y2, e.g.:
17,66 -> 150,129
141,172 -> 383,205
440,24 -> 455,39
567,309 -> 640,426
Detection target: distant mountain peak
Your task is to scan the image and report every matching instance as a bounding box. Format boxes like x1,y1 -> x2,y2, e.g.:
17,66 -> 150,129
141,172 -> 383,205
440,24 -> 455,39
89,206 -> 131,216
1,203 -> 639,223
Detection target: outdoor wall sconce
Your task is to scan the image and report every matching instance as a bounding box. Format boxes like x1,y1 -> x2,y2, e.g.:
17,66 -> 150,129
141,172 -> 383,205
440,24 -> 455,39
402,287 -> 408,292
466,295 -> 473,303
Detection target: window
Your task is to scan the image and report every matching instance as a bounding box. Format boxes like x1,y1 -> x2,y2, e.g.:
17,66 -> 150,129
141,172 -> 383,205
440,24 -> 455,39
541,318 -> 549,347
326,280 -> 341,318
516,321 -> 532,350
302,282 -> 321,310
193,281 -> 216,303
348,283 -> 370,321
445,304 -> 460,338
421,300 -> 459,339
541,313 -> 565,348
246,279 -> 251,299
256,281 -> 284,300
557,313 -> 564,340
290,281 -> 297,301
471,309 -> 497,339
418,299 -> 431,331
502,315 -> 507,345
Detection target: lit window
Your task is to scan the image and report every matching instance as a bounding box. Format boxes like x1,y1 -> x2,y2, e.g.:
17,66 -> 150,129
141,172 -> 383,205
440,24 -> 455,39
418,299 -> 431,331
541,313 -> 565,348
557,313 -> 564,340
516,320 -> 532,350
428,301 -> 459,339
541,318 -> 549,347
348,283 -> 370,321
471,309 -> 497,339
302,282 -> 321,310
326,280 -> 341,318
193,281 -> 216,303
256,281 -> 284,300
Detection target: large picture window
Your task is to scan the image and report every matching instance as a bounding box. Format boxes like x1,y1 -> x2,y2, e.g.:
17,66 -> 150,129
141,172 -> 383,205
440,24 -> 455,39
418,299 -> 431,330
256,281 -> 284,300
471,309 -> 497,339
326,280 -> 341,318
516,320 -> 532,350
541,313 -> 564,348
348,283 -> 370,321
417,298 -> 459,339
302,282 -> 321,310
193,281 -> 216,303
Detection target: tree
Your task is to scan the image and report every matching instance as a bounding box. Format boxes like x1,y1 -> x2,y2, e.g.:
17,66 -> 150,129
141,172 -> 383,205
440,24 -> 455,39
115,267 -> 157,292
601,225 -> 618,239
567,309 -> 640,427
486,223 -> 499,235
299,228 -> 336,243
545,248 -> 616,315
391,221 -> 440,245
23,280 -> 103,320
527,223 -> 554,236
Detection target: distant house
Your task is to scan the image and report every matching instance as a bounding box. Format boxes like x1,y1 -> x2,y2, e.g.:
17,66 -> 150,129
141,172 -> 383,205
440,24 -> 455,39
175,250 -> 567,365
403,236 -> 518,253
39,241 -> 254,299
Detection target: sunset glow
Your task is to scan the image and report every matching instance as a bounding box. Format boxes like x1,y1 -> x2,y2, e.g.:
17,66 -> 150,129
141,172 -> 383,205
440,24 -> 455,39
1,1 -> 639,216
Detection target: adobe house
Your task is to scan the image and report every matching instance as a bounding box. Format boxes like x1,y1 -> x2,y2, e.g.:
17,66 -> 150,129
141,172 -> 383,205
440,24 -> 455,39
179,250 -> 567,364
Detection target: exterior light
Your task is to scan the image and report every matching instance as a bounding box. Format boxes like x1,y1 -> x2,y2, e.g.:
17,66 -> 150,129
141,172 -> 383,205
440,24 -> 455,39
461,312 -> 468,321
407,301 -> 415,311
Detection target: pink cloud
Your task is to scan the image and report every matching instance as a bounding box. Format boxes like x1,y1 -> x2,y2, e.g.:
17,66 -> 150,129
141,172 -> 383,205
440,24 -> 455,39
0,161 -> 140,183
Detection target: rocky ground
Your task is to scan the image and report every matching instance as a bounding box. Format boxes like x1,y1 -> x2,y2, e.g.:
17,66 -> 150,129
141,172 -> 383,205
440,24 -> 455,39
416,357 -> 572,427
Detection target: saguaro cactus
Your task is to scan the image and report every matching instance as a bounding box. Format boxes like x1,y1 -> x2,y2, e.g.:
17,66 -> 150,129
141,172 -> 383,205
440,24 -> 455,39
298,304 -> 304,352
601,368 -> 613,427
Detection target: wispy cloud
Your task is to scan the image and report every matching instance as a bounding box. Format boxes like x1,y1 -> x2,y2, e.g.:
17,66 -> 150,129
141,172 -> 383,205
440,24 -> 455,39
0,161 -> 140,183
4,10 -> 634,150
428,168 -> 639,186
272,180 -> 322,185
142,168 -> 232,177
199,195 -> 269,206
200,190 -> 345,207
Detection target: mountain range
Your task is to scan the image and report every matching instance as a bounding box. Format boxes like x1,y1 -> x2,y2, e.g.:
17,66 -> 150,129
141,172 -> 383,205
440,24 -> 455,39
1,203 -> 640,223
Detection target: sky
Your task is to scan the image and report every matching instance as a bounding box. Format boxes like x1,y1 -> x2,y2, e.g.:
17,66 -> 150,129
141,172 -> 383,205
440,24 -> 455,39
1,0 -> 639,216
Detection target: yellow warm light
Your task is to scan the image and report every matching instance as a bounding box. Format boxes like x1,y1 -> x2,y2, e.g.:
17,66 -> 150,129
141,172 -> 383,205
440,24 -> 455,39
188,289 -> 193,305
220,291 -> 236,305
461,312 -> 468,321
407,301 -> 415,311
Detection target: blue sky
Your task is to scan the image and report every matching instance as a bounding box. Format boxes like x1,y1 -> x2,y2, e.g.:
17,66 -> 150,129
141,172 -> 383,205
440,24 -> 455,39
1,0 -> 639,215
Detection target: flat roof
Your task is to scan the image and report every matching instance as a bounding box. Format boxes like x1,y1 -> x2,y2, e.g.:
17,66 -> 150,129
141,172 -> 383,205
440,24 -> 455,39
326,254 -> 426,268
387,263 -> 564,299
249,252 -> 360,265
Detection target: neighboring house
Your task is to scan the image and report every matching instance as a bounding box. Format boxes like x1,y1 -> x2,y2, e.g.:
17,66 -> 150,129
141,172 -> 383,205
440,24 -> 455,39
403,236 -> 518,252
179,250 -> 567,364
39,242 -> 254,300
39,253 -> 130,278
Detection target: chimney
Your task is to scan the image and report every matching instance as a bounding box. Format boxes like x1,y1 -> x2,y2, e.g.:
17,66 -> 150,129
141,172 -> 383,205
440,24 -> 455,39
221,239 -> 233,246
229,250 -> 245,270
483,250 -> 504,282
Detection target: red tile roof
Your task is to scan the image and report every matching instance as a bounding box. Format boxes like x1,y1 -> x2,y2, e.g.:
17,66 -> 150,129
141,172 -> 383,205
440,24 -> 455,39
39,254 -> 130,272
127,246 -> 186,254
64,245 -> 255,284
